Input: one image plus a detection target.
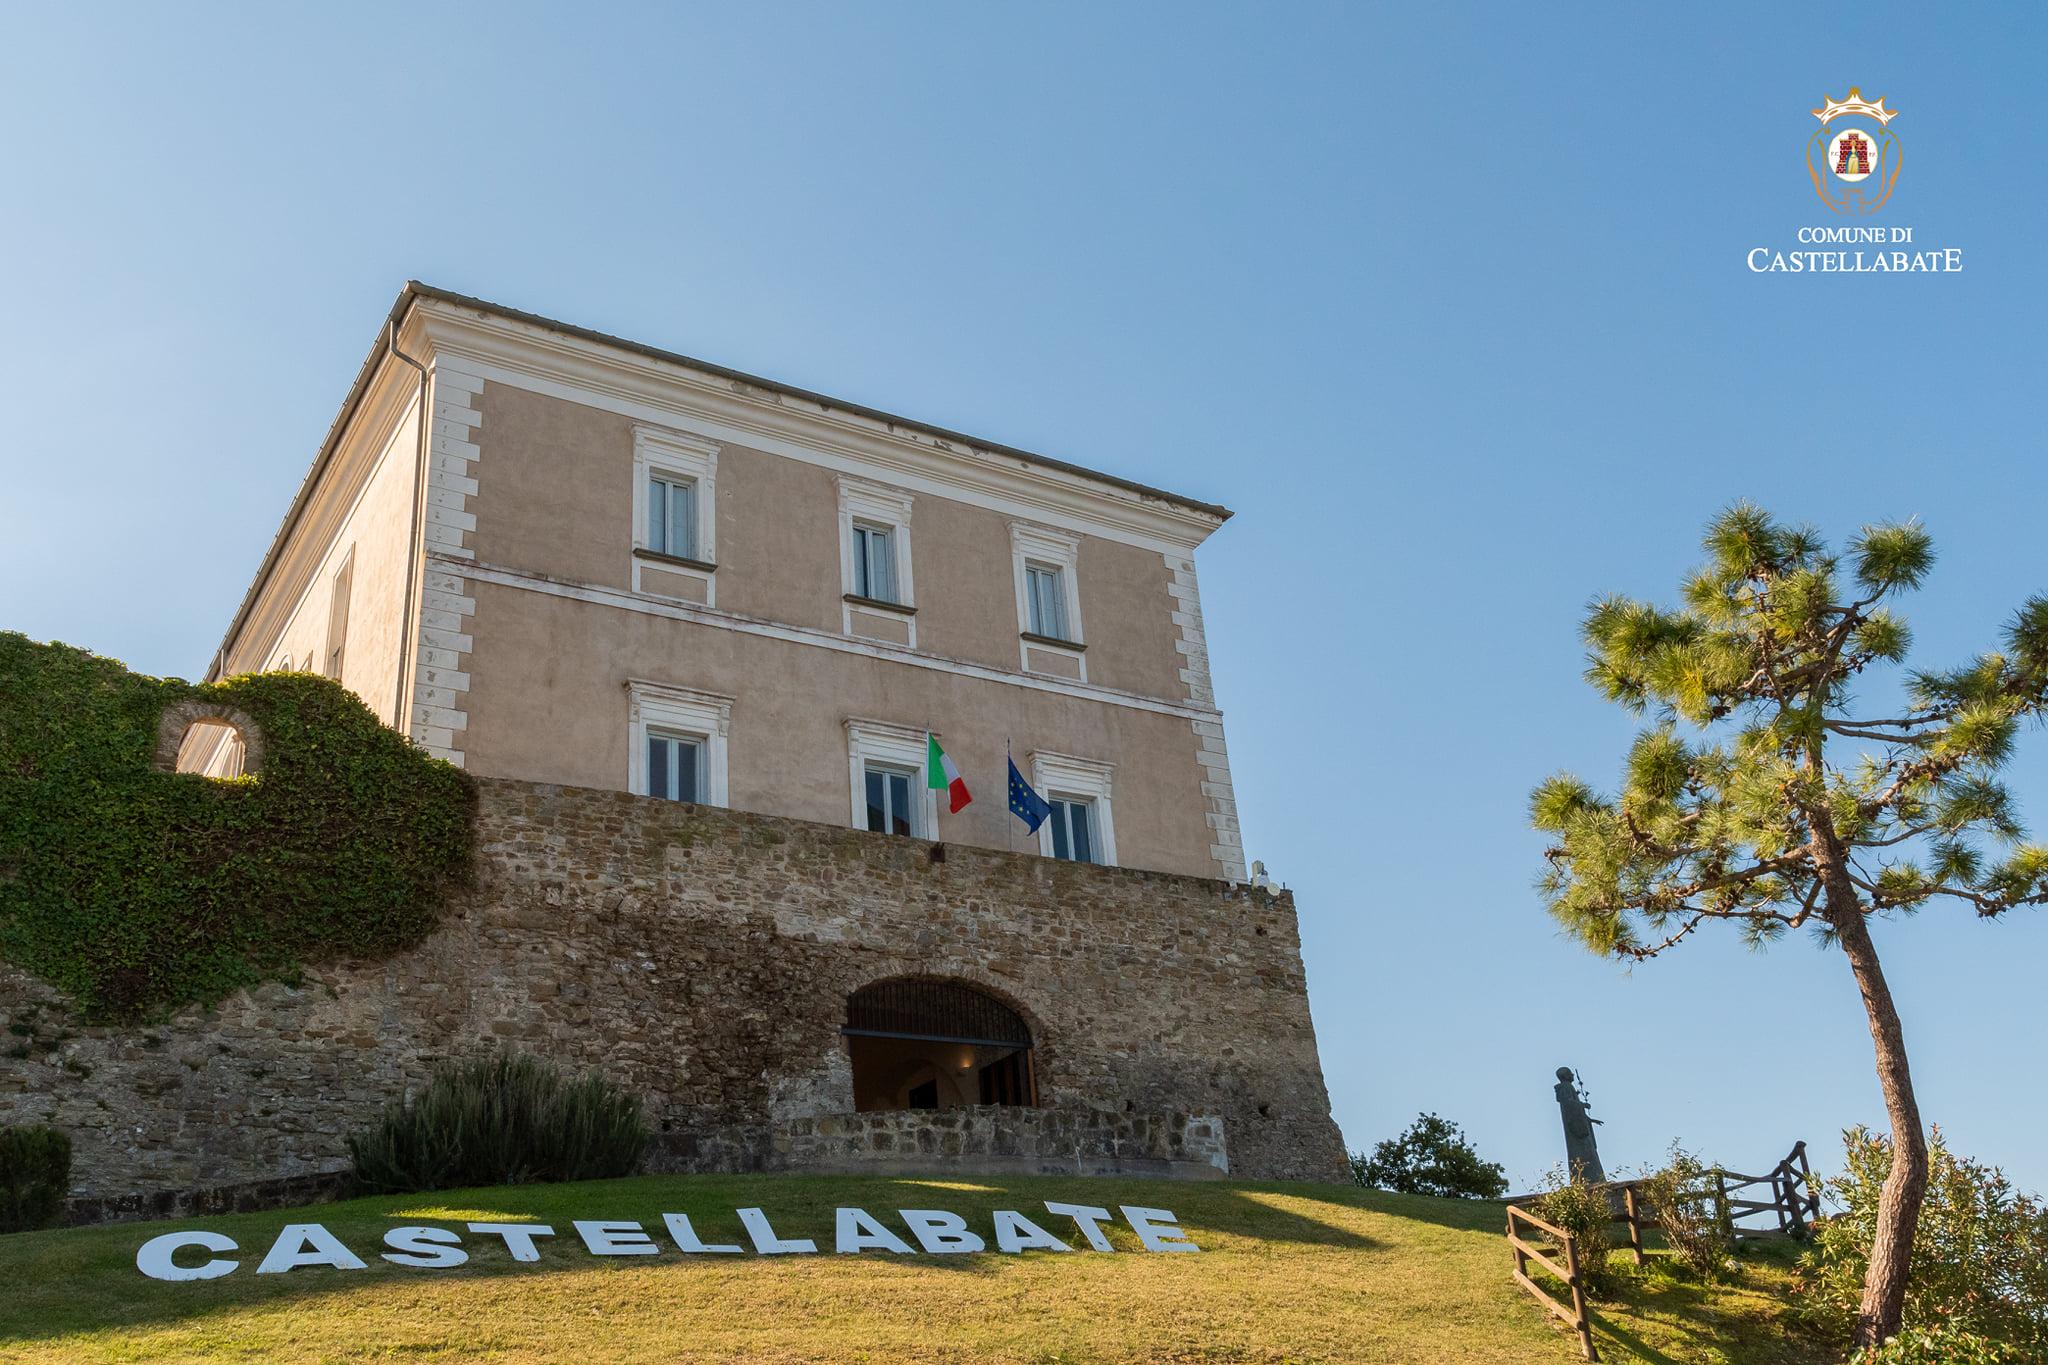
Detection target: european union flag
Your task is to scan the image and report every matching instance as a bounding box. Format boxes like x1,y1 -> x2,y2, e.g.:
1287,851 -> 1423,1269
1007,758 -> 1051,834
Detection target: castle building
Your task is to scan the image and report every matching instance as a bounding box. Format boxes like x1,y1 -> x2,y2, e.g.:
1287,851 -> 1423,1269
207,284 -> 1247,886
15,285 -> 1346,1198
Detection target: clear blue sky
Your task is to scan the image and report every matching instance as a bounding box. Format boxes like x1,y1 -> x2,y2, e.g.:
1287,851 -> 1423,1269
3,3 -> 2042,1192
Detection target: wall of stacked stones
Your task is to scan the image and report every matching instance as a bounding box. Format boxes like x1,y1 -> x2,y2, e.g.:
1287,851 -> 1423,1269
0,777 -> 1348,1200
771,1106 -> 1229,1180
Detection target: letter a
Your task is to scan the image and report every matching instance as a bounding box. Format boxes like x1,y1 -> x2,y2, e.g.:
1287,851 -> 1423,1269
992,1209 -> 1071,1253
835,1207 -> 914,1254
256,1223 -> 368,1274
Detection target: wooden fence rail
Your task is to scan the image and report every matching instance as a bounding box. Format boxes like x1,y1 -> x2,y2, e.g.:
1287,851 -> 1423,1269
1503,1140 -> 1817,1360
1506,1203 -> 1599,1362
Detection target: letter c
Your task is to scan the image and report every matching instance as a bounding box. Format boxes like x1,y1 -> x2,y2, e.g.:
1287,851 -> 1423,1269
1747,248 -> 1770,272
137,1230 -> 240,1281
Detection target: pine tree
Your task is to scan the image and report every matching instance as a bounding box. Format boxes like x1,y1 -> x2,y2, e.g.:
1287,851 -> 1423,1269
1530,503 -> 2048,1348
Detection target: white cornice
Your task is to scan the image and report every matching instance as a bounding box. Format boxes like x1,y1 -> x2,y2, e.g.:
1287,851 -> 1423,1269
409,298 -> 1226,556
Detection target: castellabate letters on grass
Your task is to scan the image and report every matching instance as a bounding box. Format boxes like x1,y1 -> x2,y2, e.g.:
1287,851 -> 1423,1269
135,1202 -> 1199,1281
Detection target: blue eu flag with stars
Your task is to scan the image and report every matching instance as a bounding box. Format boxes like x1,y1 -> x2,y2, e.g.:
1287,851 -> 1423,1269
1007,758 -> 1052,834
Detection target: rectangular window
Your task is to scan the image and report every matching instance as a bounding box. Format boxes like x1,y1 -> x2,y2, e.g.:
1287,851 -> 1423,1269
864,764 -> 916,836
1026,564 -> 1068,640
1048,798 -> 1096,864
853,524 -> 896,602
646,731 -> 703,803
325,553 -> 353,680
647,474 -> 698,560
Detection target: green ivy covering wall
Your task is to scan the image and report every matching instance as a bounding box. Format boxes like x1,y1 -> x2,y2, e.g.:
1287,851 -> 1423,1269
0,633 -> 475,1022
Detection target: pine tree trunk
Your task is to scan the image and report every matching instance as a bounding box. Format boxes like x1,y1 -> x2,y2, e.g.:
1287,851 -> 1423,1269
1827,896 -> 1927,1348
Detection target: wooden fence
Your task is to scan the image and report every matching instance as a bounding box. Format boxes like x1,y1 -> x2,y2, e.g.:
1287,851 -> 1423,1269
1717,1139 -> 1819,1240
1504,1140 -> 1818,1361
1506,1202 -> 1599,1362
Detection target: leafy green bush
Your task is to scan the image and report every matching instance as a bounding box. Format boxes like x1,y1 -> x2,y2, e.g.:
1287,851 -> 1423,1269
348,1052 -> 649,1193
1636,1144 -> 1734,1280
1803,1126 -> 2048,1357
1847,1323 -> 2029,1365
1531,1164 -> 1614,1296
1350,1112 -> 1508,1199
0,1124 -> 72,1233
0,635 -> 474,1021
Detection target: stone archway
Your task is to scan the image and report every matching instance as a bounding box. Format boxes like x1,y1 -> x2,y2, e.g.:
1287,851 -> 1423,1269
844,977 -> 1038,1112
154,699 -> 265,779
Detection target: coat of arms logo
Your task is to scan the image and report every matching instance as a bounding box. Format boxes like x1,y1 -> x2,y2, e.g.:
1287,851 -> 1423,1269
1808,88 -> 1900,215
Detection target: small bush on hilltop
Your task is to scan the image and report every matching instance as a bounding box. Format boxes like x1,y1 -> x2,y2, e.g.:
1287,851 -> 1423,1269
0,1125 -> 71,1233
1803,1126 -> 2048,1357
1350,1113 -> 1508,1200
348,1052 -> 648,1194
1636,1143 -> 1735,1280
1530,1164 -> 1615,1296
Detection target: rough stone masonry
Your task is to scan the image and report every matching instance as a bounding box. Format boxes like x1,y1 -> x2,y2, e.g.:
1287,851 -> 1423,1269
0,778 -> 1347,1205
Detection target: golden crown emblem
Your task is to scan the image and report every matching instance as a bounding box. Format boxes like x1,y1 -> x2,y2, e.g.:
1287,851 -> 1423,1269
1812,88 -> 1898,126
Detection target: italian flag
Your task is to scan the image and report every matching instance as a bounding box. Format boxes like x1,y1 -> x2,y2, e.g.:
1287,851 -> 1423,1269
926,732 -> 972,814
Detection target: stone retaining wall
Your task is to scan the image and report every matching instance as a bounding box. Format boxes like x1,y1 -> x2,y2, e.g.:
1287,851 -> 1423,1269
768,1106 -> 1228,1180
1,777 -> 1347,1204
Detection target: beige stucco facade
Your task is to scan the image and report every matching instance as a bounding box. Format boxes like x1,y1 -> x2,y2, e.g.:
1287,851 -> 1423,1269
209,285 -> 1248,880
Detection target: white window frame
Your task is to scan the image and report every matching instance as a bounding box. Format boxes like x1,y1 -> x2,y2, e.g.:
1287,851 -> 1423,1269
627,680 -> 733,807
631,425 -> 720,607
1030,750 -> 1117,867
1011,522 -> 1084,679
837,476 -> 916,646
845,717 -> 938,838
325,547 -> 355,682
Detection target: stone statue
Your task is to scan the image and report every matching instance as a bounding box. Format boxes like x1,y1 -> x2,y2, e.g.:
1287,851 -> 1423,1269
1554,1066 -> 1607,1184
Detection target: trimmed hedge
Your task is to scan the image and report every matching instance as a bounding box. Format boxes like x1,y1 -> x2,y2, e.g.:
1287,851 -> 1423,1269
0,633 -> 474,1022
0,1124 -> 71,1233
347,1053 -> 648,1193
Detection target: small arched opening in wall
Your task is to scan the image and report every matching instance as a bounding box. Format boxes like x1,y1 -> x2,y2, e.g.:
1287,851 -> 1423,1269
844,977 -> 1038,1112
154,700 -> 265,780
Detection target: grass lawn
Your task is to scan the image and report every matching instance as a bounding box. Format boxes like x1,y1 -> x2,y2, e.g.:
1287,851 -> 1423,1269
0,1173 -> 1838,1363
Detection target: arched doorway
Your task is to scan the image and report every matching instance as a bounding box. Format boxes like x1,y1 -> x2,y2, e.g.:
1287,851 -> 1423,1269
844,979 -> 1038,1112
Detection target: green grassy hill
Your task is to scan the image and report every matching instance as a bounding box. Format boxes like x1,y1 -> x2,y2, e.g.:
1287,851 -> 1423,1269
0,1173 -> 1834,1363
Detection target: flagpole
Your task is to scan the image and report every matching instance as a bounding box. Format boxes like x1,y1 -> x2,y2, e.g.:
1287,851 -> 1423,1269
1006,737 -> 1013,855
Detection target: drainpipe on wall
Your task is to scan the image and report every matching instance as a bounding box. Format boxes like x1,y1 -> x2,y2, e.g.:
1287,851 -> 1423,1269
384,319 -> 432,733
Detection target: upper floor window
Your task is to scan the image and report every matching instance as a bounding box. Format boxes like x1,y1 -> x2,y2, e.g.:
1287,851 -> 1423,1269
628,680 -> 732,807
631,425 -> 720,607
646,474 -> 699,561
1011,522 -> 1084,680
325,549 -> 354,680
1025,563 -> 1069,640
838,477 -> 917,648
1046,797 -> 1098,864
853,523 -> 897,603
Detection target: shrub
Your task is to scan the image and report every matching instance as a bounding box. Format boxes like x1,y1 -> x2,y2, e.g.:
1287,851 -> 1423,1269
1350,1112 -> 1508,1199
1635,1143 -> 1734,1280
348,1053 -> 648,1194
1530,1163 -> 1614,1296
0,635 -> 474,1021
1802,1125 -> 2048,1356
1847,1323 -> 2029,1365
0,1124 -> 72,1234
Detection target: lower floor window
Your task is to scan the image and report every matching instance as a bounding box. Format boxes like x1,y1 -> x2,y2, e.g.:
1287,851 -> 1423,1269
648,731 -> 703,803
864,764 -> 917,836
1048,797 -> 1097,863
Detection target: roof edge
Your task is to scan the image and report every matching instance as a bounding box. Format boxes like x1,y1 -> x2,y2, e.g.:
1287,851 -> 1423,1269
208,281 -> 1233,680
403,281 -> 1233,522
